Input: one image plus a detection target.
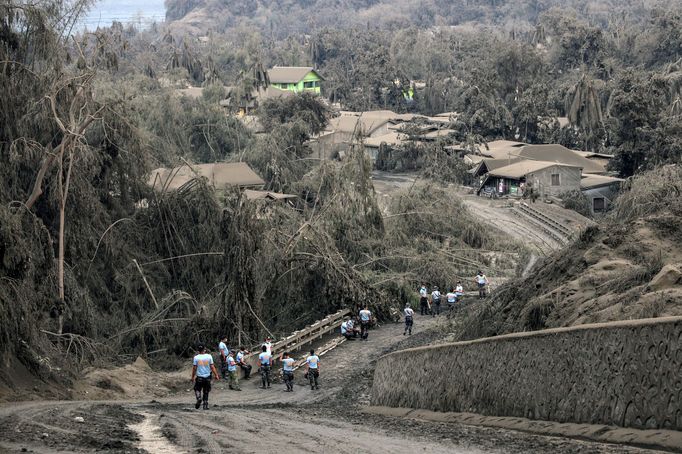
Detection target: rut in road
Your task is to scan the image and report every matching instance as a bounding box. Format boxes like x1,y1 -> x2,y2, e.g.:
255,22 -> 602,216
0,317 -> 668,454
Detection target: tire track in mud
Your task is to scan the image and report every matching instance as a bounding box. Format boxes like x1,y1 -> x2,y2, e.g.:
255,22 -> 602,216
0,318 -> 670,453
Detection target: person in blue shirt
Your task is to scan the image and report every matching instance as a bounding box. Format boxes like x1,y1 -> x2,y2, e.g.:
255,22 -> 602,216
257,345 -> 273,389
218,336 -> 230,380
227,350 -> 241,391
236,346 -> 252,379
359,307 -> 372,341
305,349 -> 320,390
430,286 -> 442,317
280,351 -> 296,392
191,344 -> 220,410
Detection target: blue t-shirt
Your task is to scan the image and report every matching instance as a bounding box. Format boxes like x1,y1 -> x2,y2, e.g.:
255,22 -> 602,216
340,322 -> 347,334
282,358 -> 295,372
236,351 -> 245,363
359,310 -> 371,322
259,352 -> 271,366
193,353 -> 214,378
218,341 -> 229,358
227,355 -> 237,372
306,355 -> 319,369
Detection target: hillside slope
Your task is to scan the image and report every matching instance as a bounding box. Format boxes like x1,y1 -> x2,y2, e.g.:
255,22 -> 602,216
164,0 -> 682,35
462,165 -> 682,339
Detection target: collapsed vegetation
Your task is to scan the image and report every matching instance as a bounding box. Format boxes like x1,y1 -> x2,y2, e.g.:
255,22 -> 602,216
1,0 -> 680,394
0,2 -> 527,393
462,165 -> 682,340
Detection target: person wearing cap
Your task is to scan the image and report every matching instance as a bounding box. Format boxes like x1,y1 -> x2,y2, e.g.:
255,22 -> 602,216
236,346 -> 252,379
262,337 -> 273,356
280,351 -> 296,392
191,344 -> 220,410
218,336 -> 230,380
403,303 -> 415,335
226,350 -> 241,391
430,286 -> 442,316
257,345 -> 273,389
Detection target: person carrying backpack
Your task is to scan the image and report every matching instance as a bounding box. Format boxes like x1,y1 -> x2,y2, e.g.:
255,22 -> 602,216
431,286 -> 442,316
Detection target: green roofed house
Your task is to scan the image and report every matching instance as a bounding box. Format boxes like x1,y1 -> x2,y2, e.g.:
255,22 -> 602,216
268,66 -> 323,94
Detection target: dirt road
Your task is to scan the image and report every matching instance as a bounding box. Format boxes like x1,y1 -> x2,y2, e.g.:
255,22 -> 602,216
0,316 -> 667,453
371,171 -> 566,255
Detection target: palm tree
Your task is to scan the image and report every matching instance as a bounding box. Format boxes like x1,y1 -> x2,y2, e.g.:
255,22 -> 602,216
567,74 -> 604,150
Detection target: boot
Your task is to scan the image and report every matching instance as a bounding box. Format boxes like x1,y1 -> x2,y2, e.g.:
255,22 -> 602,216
202,401 -> 209,410
195,398 -> 201,409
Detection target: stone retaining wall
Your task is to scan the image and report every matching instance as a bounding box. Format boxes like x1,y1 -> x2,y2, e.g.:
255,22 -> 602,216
371,317 -> 682,430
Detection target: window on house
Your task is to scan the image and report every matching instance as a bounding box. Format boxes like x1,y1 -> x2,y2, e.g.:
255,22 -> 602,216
593,197 -> 605,212
303,81 -> 317,88
551,174 -> 560,186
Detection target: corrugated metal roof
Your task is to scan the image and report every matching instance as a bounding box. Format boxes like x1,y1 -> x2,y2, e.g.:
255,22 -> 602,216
512,144 -> 605,174
364,132 -> 407,148
479,140 -> 527,159
268,66 -> 323,83
149,162 -> 265,192
487,160 -> 580,179
580,174 -> 624,189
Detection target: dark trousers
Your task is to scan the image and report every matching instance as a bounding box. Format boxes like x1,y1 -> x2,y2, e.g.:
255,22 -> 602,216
260,364 -> 271,387
420,297 -> 428,315
432,302 -> 441,316
220,357 -> 228,379
283,371 -> 294,391
240,363 -> 252,379
360,321 -> 369,340
308,369 -> 319,388
194,376 -> 211,402
404,316 -> 413,334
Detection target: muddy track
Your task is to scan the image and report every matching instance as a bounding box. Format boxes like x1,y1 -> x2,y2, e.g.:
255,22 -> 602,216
0,316 -> 669,453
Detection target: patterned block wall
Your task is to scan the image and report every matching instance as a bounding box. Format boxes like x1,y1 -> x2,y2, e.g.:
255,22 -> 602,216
371,317 -> 682,430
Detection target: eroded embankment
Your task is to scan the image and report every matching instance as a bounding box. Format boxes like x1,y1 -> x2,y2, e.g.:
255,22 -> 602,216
371,316 -> 682,431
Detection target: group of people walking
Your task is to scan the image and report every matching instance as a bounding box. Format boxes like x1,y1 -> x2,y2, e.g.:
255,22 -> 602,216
191,273 -> 489,409
418,281 -> 464,316
191,335 -> 323,409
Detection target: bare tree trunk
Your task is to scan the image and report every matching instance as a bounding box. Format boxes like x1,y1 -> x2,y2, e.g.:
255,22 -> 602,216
57,148 -> 74,334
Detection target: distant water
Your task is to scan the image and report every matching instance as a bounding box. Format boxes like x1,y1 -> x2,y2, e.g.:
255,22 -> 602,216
79,0 -> 166,30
